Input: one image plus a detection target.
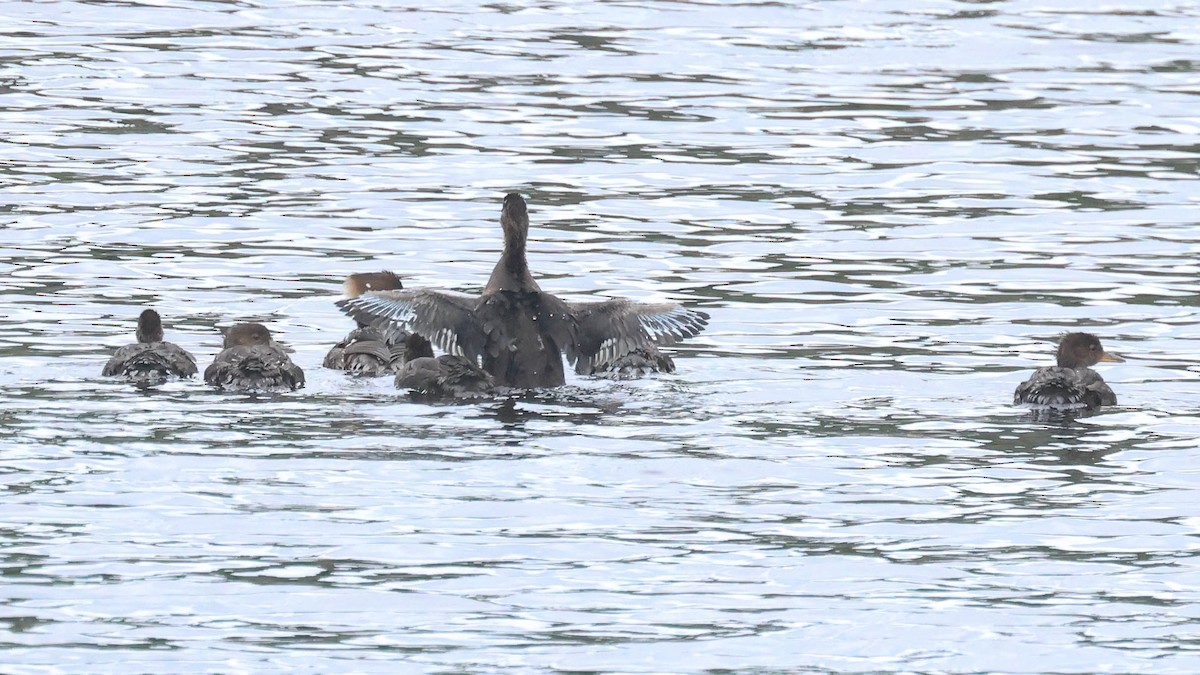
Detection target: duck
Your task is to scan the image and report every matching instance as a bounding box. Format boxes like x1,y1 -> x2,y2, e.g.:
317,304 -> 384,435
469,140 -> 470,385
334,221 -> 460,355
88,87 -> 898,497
204,323 -> 305,392
394,333 -> 497,399
102,309 -> 198,384
323,271 -> 416,376
1014,332 -> 1123,409
337,192 -> 709,388
584,345 -> 676,380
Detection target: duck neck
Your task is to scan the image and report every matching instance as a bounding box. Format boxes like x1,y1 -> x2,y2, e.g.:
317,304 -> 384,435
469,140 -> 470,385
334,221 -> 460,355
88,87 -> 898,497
1056,352 -> 1093,370
487,241 -> 536,292
503,231 -> 529,274
137,327 -> 163,343
136,314 -> 164,343
486,210 -> 538,292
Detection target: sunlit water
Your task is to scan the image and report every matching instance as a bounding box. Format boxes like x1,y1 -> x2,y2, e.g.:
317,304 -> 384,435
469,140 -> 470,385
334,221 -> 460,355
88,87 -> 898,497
3,0 -> 1200,671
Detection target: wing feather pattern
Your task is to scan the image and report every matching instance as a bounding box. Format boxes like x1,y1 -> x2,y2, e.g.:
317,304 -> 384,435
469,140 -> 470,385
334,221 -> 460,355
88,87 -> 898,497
567,299 -> 708,374
337,289 -> 486,361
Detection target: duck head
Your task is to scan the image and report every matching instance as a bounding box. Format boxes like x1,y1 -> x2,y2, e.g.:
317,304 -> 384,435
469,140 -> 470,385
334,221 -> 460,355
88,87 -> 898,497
136,309 -> 165,344
501,192 -> 529,253
221,323 -> 275,349
343,271 -> 402,298
1056,332 -> 1124,368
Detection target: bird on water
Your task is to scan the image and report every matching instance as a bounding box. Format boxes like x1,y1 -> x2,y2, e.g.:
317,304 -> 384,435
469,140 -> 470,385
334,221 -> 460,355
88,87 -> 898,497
102,309 -> 197,385
393,333 -> 497,399
323,271 -> 421,376
337,193 -> 709,389
204,323 -> 305,392
1014,332 -> 1123,410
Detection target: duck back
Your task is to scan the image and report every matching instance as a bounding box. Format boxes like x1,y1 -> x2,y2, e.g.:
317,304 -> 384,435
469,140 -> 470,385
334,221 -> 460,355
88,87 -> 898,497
396,354 -> 495,399
323,326 -> 410,376
103,342 -> 197,384
477,290 -> 575,388
1014,366 -> 1116,409
588,346 -> 676,380
205,344 -> 304,392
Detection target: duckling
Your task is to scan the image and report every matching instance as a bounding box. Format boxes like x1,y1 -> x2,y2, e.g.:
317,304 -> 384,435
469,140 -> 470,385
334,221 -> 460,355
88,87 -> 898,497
337,193 -> 708,388
323,271 -> 414,376
1014,332 -> 1123,409
204,323 -> 304,392
394,334 -> 496,399
102,309 -> 197,385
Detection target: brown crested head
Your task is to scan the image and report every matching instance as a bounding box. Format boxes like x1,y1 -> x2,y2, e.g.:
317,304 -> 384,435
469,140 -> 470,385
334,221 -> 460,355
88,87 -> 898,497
1056,332 -> 1124,368
136,309 -> 165,343
343,271 -> 402,298
500,192 -> 529,251
222,323 -> 274,349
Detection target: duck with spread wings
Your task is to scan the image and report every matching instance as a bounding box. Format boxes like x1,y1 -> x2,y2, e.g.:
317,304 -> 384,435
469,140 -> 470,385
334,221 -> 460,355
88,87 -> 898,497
337,193 -> 709,389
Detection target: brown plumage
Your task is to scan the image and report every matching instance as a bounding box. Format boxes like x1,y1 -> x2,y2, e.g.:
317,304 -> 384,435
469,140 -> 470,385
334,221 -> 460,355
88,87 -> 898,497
342,271 -> 403,298
337,193 -> 708,388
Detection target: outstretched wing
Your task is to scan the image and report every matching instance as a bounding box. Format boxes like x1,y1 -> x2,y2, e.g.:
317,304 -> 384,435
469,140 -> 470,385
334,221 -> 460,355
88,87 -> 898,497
567,298 -> 709,373
337,289 -> 486,361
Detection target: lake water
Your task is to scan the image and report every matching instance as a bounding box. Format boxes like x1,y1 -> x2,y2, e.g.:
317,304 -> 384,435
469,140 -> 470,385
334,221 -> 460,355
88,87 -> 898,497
3,0 -> 1200,672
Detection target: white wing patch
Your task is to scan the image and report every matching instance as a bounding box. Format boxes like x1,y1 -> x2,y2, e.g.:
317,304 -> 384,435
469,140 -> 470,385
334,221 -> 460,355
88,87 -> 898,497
337,289 -> 476,357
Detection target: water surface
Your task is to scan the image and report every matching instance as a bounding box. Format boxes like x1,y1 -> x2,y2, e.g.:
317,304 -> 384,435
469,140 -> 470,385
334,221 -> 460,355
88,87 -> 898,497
3,0 -> 1200,672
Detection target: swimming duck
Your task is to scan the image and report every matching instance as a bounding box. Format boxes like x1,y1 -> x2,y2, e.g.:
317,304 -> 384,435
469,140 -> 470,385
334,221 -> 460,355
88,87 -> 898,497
1014,332 -> 1123,409
323,271 -> 415,376
102,309 -> 198,384
204,323 -> 305,392
337,193 -> 709,388
584,345 -> 676,379
394,333 -> 497,399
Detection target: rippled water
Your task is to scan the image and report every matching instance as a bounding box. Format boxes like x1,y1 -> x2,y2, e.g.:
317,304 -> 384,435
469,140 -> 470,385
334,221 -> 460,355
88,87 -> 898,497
4,0 -> 1200,671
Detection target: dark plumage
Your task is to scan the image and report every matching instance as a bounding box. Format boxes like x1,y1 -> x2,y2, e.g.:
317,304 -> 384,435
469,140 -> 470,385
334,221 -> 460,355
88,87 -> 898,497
395,335 -> 496,399
337,193 -> 708,388
204,323 -> 304,392
1014,332 -> 1123,409
324,271 -> 414,376
583,345 -> 676,380
102,309 -> 197,385
323,325 -> 412,375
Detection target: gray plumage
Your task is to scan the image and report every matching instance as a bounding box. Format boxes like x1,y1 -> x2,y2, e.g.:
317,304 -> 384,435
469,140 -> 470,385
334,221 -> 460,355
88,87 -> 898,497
1014,332 -> 1123,410
567,299 -> 703,376
393,333 -> 494,399
102,309 -> 197,385
336,193 -> 708,388
323,325 -> 412,376
325,271 -> 423,376
204,323 -> 304,393
583,345 -> 676,379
